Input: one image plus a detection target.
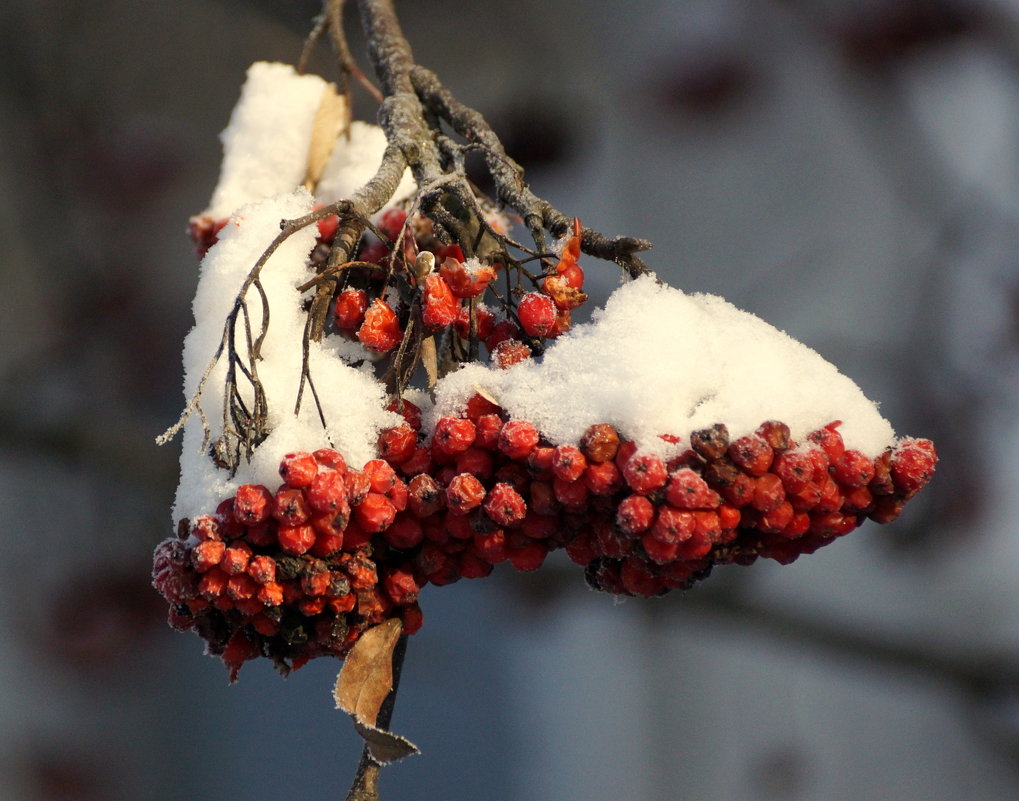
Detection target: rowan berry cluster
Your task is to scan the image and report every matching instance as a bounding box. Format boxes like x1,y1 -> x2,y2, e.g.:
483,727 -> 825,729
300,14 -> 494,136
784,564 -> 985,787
191,205 -> 587,366
154,386 -> 936,678
328,209 -> 587,361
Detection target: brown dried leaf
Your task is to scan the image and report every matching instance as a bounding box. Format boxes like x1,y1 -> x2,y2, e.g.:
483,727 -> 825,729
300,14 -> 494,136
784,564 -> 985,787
353,721 -> 420,765
303,83 -> 349,191
334,618 -> 402,727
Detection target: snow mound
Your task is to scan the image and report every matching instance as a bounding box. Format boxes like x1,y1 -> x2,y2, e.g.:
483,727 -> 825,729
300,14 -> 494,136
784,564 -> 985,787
432,275 -> 896,456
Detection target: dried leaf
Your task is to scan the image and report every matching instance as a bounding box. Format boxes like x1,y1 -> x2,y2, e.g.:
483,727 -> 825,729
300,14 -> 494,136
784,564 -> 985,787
334,618 -> 403,727
334,619 -> 419,764
303,83 -> 349,191
353,721 -> 420,765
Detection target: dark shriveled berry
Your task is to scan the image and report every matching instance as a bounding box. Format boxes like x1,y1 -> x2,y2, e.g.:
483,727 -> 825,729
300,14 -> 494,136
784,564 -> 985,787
691,424 -> 730,461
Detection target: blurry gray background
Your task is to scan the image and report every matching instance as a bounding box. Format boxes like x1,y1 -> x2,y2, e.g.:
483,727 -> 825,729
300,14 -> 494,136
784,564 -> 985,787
2,0 -> 1018,799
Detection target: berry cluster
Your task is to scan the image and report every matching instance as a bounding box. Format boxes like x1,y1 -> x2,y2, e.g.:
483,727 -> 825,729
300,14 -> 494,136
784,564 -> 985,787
190,206 -> 589,368
328,209 -> 588,362
154,391 -> 936,678
152,448 -> 426,680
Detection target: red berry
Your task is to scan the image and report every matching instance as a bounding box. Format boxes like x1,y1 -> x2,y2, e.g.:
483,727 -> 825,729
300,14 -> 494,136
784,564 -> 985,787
492,338 -> 532,369
664,468 -> 717,509
808,422 -> 845,463
454,304 -> 496,341
773,451 -> 814,494
277,523 -> 316,555
650,507 -> 696,545
433,416 -> 477,456
273,486 -> 311,526
617,494 -> 655,535
358,239 -> 389,264
310,516 -> 346,556
517,292 -> 557,338
507,541 -> 548,572
357,299 -> 403,353
378,207 -> 408,241
832,449 -> 875,489
402,603 -> 425,634
473,529 -> 507,563
378,424 -> 418,465
221,630 -> 260,682
498,419 -> 540,461
728,434 -> 774,476
363,459 -> 398,494
891,439 -> 937,495
446,473 -> 486,515
440,256 -> 497,298
455,446 -> 494,481
190,515 -> 222,542
317,212 -> 339,242
334,288 -> 368,331
484,318 -> 520,351
526,445 -> 556,480
257,581 -> 284,607
385,514 -> 425,549
407,473 -> 446,518
552,445 -> 587,482
720,471 -> 755,507
233,484 -> 273,525
398,445 -> 433,476
622,452 -> 668,495
484,482 -> 528,527
313,448 -> 348,474
421,274 -> 460,331
463,392 -> 504,421
542,272 -> 587,311
345,469 -> 371,506
758,500 -> 795,534
691,424 -> 730,461
529,480 -> 559,516
306,470 -> 348,513
473,414 -> 503,450
756,420 -> 791,452
354,492 -> 397,533
620,558 -> 663,597
386,398 -> 423,431
552,476 -> 589,512
583,460 -> 623,496
343,519 -> 373,550
279,452 -> 319,488
246,555 -> 276,584
383,566 -> 421,605
220,542 -> 252,575
751,473 -> 786,513
226,571 -> 259,601
191,539 -> 225,573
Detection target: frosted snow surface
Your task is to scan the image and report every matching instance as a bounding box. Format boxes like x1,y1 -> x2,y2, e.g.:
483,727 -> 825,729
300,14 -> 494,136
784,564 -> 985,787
205,63 -> 331,219
173,190 -> 397,523
432,275 -> 896,457
204,62 -> 414,219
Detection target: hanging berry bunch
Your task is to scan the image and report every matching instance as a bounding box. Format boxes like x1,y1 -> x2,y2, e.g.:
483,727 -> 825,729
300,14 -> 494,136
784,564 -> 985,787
153,1 -> 936,795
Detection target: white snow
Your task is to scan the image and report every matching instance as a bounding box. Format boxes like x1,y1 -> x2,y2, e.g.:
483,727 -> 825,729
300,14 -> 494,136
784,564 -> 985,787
204,63 -> 414,220
431,274 -> 896,456
173,190 -> 397,523
205,62 -> 331,219
316,121 -> 416,206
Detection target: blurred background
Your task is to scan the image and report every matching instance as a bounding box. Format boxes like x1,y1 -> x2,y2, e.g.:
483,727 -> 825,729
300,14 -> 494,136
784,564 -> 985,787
2,0 -> 1018,798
